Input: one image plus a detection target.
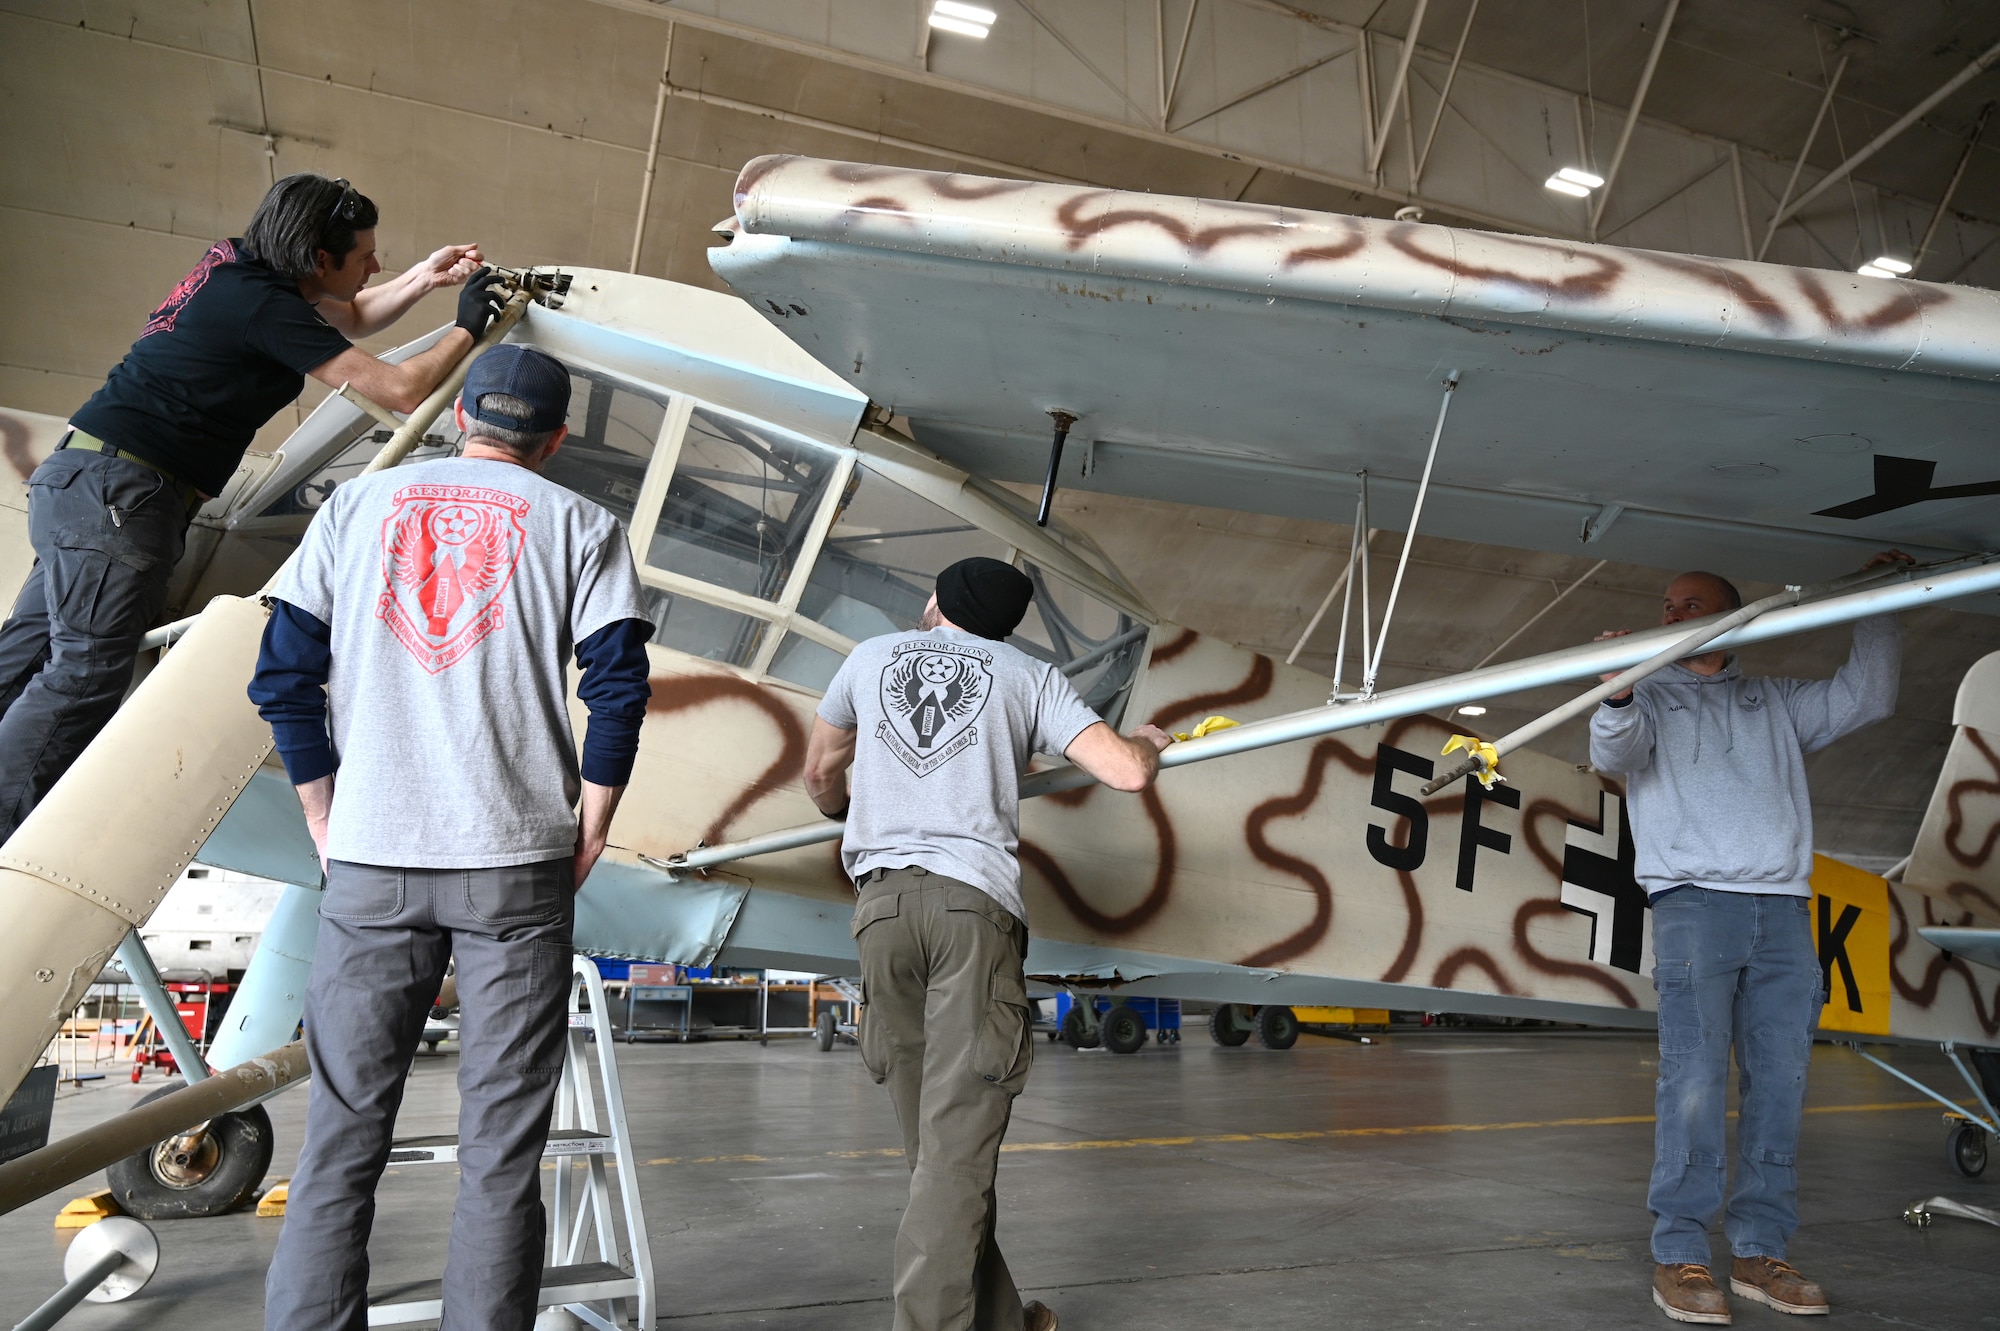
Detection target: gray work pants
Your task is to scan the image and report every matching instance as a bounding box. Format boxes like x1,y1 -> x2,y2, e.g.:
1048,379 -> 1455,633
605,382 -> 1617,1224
264,858 -> 575,1331
0,448 -> 187,841
854,867 -> 1035,1331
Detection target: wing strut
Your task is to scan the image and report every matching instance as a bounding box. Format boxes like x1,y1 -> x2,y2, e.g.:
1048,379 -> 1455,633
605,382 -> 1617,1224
1418,555 -> 1915,795
1361,372 -> 1457,699
1035,410 -> 1078,527
653,550 -> 2000,878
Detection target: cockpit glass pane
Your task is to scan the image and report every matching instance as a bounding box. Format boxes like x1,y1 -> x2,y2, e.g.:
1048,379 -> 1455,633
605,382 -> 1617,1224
644,408 -> 838,601
1010,563 -> 1146,722
798,466 -> 1010,644
539,367 -> 668,528
641,590 -> 770,668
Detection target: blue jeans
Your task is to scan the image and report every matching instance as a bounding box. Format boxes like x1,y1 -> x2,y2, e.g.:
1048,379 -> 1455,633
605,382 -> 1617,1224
1648,887 -> 1822,1265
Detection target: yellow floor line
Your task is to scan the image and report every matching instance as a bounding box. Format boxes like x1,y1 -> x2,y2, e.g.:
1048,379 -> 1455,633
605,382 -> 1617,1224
640,1100 -> 1936,1168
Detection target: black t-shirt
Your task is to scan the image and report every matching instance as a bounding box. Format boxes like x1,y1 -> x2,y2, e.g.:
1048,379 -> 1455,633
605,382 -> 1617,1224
70,239 -> 353,496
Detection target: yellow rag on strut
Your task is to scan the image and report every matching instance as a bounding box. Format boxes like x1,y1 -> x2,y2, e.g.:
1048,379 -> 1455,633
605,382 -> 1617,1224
1173,716 -> 1240,742
1442,734 -> 1502,789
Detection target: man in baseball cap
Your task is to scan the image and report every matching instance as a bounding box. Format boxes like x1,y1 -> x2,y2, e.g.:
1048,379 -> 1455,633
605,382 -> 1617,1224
804,555 -> 1173,1331
251,341 -> 654,1331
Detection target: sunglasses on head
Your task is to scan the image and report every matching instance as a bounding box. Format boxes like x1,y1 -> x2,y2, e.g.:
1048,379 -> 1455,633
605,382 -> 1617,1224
326,178 -> 362,226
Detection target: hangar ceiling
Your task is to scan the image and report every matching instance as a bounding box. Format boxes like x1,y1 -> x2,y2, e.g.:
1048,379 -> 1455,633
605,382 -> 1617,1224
3,0 -> 1998,864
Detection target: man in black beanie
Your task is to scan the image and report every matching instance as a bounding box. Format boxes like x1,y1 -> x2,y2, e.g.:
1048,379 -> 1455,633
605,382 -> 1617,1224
804,556 -> 1171,1331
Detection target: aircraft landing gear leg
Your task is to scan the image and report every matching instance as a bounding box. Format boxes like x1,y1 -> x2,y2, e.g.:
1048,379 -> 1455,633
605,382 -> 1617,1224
1059,989 -> 1100,1049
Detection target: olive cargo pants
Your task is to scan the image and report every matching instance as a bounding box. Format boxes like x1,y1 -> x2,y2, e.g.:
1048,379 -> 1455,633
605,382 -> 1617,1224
854,867 -> 1035,1331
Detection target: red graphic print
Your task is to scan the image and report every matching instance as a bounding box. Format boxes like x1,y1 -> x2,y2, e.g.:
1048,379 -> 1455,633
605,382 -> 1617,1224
142,240 -> 236,339
377,483 -> 530,673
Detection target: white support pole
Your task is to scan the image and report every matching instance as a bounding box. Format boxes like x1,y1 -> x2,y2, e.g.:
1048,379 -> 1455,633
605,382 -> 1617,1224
1768,36 -> 2000,237
1325,513 -> 1364,685
1414,0 -> 1481,186
1362,374 -> 1457,699
1729,143 -> 1754,259
1589,0 -> 1681,241
1758,52 -> 1849,260
1366,0 -> 1431,176
1164,0 -> 1198,128
1915,101 -> 1995,276
628,24 -> 674,275
1356,473 -> 1373,686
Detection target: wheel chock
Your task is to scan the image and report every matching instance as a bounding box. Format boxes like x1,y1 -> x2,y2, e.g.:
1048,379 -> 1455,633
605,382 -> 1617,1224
54,1188 -> 122,1228
255,1181 -> 289,1217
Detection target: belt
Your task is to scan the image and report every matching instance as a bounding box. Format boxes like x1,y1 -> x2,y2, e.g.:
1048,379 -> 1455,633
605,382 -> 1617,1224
59,431 -> 205,515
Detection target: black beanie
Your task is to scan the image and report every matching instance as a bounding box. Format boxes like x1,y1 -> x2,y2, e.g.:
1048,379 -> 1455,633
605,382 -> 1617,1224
935,557 -> 1034,641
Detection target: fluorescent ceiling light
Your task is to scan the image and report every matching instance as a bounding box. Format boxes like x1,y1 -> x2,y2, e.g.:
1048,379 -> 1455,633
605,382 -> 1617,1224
1458,704 -> 1488,716
1870,255 -> 1912,274
1544,175 -> 1592,198
1556,167 -> 1605,189
930,2 -> 995,37
1855,263 -> 1895,278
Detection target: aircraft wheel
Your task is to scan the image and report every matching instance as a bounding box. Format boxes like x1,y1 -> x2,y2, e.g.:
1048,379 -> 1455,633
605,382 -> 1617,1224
107,1084 -> 275,1220
1948,1121 -> 1988,1178
815,1010 -> 838,1052
1256,1004 -> 1300,1051
1060,1008 -> 1099,1049
1208,1004 -> 1250,1047
1101,1005 -> 1147,1055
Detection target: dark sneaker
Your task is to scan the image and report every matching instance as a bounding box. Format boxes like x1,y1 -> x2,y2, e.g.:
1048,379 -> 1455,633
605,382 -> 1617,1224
1730,1256 -> 1828,1315
1023,1300 -> 1058,1331
1653,1264 -> 1732,1324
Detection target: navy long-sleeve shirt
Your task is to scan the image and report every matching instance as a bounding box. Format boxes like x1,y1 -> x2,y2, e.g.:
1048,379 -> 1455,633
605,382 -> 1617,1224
250,599 -> 653,789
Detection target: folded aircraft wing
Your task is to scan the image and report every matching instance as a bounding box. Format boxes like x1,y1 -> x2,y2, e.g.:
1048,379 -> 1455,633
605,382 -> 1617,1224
709,156 -> 2000,593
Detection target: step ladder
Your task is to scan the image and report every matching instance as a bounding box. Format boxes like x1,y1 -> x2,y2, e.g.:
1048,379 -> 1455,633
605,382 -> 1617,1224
368,956 -> 655,1329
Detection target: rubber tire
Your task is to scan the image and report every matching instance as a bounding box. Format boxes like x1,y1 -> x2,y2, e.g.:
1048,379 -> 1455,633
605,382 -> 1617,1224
1208,1004 -> 1251,1047
1101,1005 -> 1147,1055
815,1010 -> 837,1052
107,1083 -> 275,1219
1256,1004 -> 1301,1051
1948,1121 -> 1989,1178
1060,1007 -> 1100,1049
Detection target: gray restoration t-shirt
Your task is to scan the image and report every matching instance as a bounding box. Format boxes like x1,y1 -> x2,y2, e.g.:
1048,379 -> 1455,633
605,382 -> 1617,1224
275,456 -> 650,868
818,626 -> 1103,921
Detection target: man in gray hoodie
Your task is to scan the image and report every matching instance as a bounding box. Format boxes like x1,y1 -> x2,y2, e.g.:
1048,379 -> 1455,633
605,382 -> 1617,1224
1591,561 -> 1903,1326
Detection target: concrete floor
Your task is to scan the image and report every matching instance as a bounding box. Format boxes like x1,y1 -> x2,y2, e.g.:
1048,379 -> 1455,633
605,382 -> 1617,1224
5,1029 -> 1995,1330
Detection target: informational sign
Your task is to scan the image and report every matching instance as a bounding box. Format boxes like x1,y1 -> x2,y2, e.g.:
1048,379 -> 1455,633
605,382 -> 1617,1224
0,1064 -> 60,1165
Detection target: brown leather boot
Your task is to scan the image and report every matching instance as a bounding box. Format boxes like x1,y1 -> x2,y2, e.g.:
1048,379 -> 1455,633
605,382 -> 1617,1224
1730,1256 -> 1828,1315
1022,1300 -> 1058,1331
1653,1263 -> 1732,1324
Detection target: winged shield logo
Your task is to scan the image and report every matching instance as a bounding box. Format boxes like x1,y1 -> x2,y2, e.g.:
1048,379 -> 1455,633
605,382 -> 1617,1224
878,640 -> 993,777
377,483 -> 531,673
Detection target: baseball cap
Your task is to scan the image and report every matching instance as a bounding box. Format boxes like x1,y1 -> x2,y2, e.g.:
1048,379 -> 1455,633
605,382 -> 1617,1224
461,344 -> 571,433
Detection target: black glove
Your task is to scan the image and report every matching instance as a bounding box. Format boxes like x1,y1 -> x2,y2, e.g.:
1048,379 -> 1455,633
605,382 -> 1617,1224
455,267 -> 507,338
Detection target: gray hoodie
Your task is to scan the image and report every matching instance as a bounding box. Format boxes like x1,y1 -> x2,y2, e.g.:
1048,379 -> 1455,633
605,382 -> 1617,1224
1588,616 -> 1901,899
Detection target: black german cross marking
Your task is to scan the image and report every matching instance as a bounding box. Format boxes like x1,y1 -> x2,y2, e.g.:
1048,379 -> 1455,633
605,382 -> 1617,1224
1814,454 -> 2000,520
1560,792 -> 1649,974
1817,895 -> 1863,1012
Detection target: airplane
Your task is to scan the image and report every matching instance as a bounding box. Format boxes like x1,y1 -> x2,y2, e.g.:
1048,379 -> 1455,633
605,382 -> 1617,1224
0,154 -> 1995,1224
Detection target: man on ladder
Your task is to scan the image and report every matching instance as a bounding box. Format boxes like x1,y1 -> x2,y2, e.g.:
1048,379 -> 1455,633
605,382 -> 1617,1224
249,345 -> 654,1331
0,173 -> 501,843
804,556 -> 1173,1331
